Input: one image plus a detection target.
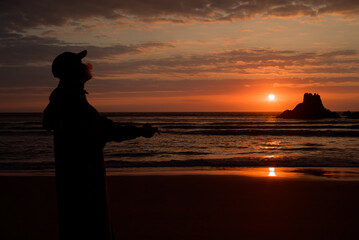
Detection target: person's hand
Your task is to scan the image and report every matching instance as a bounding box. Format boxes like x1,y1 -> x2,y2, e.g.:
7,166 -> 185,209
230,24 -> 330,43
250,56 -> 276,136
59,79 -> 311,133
141,123 -> 159,138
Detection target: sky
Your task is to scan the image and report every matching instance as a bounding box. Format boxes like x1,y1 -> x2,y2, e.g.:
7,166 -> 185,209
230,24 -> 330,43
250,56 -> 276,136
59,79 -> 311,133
1,0 -> 359,112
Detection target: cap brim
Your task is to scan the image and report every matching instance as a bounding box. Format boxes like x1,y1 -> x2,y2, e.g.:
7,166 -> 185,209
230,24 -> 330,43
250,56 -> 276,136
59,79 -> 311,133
77,50 -> 87,59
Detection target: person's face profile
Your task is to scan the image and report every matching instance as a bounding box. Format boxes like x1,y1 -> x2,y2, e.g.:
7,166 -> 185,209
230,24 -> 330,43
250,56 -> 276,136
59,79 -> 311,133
80,62 -> 93,83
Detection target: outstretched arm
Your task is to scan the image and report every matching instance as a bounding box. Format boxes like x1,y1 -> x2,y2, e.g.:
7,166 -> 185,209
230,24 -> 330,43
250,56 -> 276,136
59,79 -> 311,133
101,117 -> 158,142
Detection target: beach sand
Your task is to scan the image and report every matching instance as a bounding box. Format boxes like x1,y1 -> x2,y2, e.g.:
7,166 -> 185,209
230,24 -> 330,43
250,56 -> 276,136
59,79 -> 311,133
1,172 -> 359,240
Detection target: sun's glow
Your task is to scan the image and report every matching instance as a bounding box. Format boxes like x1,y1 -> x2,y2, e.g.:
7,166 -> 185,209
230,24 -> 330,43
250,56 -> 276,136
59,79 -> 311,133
268,167 -> 276,177
268,94 -> 276,101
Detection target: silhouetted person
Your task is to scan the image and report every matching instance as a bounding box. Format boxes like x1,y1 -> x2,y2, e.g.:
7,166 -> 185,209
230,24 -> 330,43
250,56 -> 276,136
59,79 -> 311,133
43,50 -> 157,240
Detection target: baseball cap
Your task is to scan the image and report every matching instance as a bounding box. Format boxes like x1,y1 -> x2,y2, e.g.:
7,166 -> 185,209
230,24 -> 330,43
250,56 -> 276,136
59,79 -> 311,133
52,50 -> 87,78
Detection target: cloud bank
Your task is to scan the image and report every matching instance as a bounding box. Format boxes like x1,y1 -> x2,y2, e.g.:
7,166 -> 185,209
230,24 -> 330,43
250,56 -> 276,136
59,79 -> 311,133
0,30 -> 173,66
1,1 -> 359,111
1,0 -> 359,31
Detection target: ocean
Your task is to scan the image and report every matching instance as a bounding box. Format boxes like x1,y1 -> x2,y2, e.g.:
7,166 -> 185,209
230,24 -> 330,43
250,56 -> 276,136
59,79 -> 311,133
1,112 -> 359,173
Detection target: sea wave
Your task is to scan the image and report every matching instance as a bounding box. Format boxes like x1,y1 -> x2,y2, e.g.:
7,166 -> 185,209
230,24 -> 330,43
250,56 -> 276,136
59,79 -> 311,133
1,155 -> 359,171
1,112 -> 359,172
163,129 -> 359,137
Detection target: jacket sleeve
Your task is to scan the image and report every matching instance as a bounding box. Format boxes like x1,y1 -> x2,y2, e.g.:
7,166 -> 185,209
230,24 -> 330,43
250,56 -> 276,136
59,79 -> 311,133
100,117 -> 143,142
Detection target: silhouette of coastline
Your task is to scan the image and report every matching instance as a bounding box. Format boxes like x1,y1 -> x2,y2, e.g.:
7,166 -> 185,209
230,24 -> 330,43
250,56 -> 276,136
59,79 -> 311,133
277,93 -> 340,119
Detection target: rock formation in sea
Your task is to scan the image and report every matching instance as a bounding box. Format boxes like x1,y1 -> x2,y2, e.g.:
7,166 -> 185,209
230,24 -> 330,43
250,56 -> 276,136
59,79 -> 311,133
277,93 -> 340,119
343,111 -> 359,119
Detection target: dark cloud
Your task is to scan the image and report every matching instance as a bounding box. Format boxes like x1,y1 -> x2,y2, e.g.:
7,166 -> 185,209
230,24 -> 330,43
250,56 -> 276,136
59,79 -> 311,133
0,31 -> 174,90
319,50 -> 357,58
0,65 -> 51,87
264,3 -> 318,17
1,30 -> 358,96
0,30 -> 173,66
2,29 -> 358,84
318,0 -> 359,15
1,0 -> 359,31
88,78 -> 249,97
92,48 -> 359,75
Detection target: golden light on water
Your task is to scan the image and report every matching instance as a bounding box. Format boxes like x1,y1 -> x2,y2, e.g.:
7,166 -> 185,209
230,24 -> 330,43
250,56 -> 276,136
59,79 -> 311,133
268,167 -> 276,177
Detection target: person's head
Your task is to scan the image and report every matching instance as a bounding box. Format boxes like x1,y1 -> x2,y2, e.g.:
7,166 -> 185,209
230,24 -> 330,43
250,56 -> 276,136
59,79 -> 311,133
52,50 -> 92,86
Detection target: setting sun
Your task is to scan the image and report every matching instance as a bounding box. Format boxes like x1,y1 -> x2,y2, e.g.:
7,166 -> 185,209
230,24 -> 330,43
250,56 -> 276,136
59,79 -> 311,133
268,94 -> 276,101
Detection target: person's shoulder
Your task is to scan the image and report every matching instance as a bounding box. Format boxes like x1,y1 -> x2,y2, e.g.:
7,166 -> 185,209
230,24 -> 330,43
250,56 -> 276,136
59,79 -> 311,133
49,87 -> 65,102
49,87 -> 83,101
49,87 -> 74,104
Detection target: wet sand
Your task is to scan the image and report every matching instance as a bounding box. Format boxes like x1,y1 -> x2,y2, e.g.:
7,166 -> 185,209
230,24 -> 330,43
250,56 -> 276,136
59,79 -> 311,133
1,173 -> 359,240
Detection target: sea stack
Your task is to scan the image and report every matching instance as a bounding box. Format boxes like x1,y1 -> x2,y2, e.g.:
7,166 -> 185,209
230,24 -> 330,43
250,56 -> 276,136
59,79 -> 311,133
343,111 -> 359,119
277,93 -> 340,119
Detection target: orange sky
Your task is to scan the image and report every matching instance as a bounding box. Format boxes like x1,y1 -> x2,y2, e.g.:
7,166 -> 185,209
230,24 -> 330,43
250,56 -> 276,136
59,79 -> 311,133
1,1 -> 359,111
